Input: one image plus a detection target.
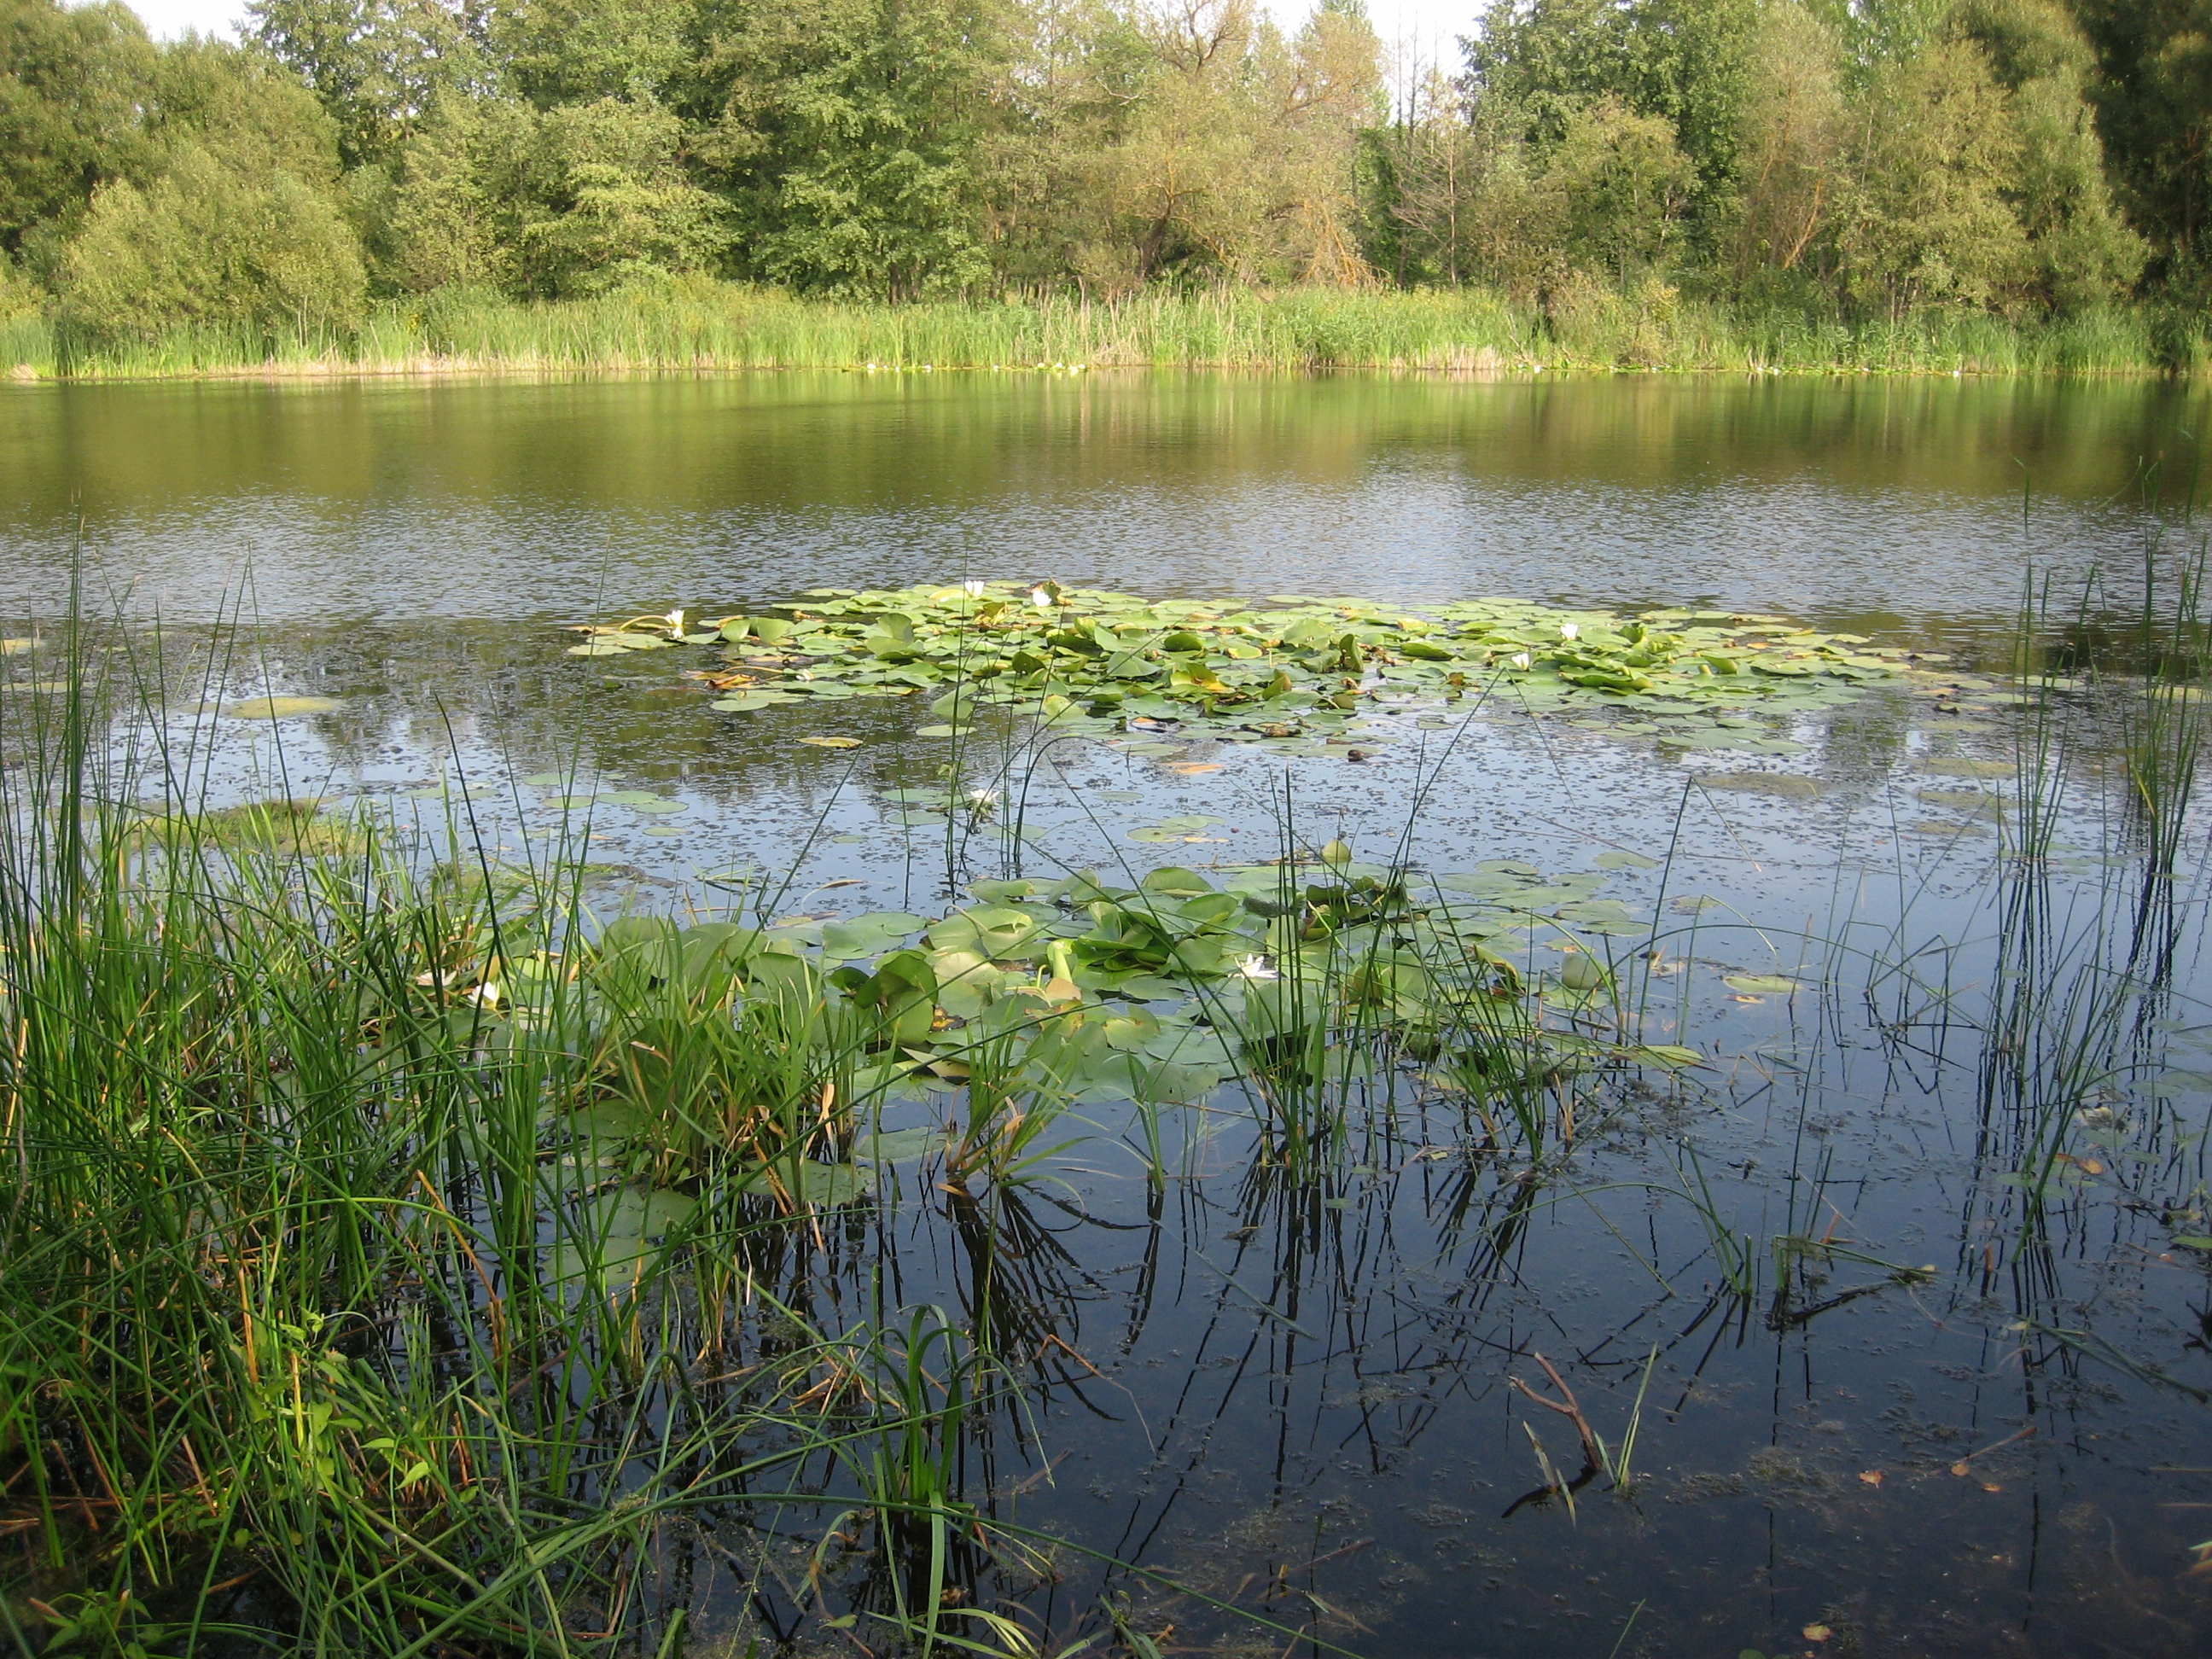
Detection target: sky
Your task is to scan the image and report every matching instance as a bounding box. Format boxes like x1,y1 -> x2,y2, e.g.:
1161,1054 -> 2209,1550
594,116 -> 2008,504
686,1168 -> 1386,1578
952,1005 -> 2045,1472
120,0 -> 1479,76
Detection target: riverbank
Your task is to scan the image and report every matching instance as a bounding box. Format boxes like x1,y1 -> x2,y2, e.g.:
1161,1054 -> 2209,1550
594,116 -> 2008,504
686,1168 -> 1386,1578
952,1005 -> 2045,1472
0,283 -> 2193,381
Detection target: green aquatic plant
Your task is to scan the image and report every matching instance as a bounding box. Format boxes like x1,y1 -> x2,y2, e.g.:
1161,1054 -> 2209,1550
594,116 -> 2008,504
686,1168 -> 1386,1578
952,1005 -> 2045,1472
567,583 -> 1920,748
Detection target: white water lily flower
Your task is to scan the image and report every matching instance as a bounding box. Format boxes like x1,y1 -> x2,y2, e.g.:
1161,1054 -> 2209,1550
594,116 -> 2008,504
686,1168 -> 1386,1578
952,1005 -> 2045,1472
968,788 -> 1001,806
665,608 -> 687,638
962,579 -> 987,597
1559,621 -> 1579,641
1031,584 -> 1054,608
1511,651 -> 1533,670
1237,954 -> 1279,981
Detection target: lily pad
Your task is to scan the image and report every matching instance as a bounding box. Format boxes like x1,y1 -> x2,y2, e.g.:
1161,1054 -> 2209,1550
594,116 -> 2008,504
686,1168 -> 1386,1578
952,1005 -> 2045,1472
1694,772 -> 1824,798
1722,973 -> 1802,994
798,736 -> 864,748
224,696 -> 341,719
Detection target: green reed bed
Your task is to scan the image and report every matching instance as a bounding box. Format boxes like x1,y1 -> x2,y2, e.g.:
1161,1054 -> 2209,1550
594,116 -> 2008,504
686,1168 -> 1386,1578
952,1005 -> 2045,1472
0,284 -> 2195,381
0,630 -> 1662,1655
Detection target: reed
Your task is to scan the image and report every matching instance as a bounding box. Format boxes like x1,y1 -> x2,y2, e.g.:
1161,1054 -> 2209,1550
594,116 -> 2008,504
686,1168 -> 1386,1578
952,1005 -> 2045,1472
0,282 -> 2189,381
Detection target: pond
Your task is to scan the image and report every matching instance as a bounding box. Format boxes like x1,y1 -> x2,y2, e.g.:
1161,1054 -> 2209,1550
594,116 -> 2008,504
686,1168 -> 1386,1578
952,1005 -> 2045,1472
4,370 -> 2212,1658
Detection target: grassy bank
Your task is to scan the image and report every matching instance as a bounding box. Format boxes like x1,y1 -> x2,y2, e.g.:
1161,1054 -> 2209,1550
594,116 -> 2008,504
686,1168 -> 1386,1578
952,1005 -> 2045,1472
0,282 -> 2197,381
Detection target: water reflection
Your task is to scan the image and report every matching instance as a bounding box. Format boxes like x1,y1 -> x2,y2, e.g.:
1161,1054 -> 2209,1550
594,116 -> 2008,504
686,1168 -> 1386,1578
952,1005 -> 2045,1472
1,374 -> 2204,641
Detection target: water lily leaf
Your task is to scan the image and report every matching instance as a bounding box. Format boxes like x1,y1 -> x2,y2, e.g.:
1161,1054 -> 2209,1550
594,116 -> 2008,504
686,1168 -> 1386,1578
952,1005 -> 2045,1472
1695,772 -> 1824,798
569,1103 -> 652,1140
798,736 -> 863,748
224,696 -> 341,719
1594,850 -> 1660,870
821,912 -> 928,957
916,724 -> 973,737
1636,1045 -> 1708,1068
1722,974 -> 1801,994
854,1127 -> 940,1164
734,1161 -> 869,1205
1920,757 -> 2017,778
582,1188 -> 698,1238
625,798 -> 687,814
927,905 -> 1040,958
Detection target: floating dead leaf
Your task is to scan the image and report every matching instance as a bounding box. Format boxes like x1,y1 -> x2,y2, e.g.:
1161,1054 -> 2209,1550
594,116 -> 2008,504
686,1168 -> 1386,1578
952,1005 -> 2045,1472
1859,1470 -> 1883,1486
1164,761 -> 1224,774
1802,1626 -> 1832,1644
1981,1482 -> 2003,1493
798,736 -> 863,748
1951,1462 -> 1971,1477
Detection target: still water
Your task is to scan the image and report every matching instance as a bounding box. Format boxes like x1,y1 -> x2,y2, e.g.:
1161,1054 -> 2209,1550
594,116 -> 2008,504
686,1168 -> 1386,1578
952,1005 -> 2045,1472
6,371 -> 2212,1657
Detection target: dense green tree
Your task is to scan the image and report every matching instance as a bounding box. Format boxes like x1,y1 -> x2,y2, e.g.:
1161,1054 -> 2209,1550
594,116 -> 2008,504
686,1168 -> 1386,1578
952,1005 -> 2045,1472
1834,36 -> 2029,315
247,0 -> 486,167
493,0 -> 684,106
154,34 -> 348,183
387,92 -> 727,295
0,0 -> 158,259
0,0 -> 2177,329
1463,0 -> 1760,252
677,0 -> 1004,298
2068,1 -> 2212,276
58,143 -> 365,340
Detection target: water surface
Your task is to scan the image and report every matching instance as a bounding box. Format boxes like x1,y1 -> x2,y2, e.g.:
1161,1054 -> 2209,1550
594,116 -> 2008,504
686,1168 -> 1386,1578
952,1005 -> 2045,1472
6,371 -> 2211,1658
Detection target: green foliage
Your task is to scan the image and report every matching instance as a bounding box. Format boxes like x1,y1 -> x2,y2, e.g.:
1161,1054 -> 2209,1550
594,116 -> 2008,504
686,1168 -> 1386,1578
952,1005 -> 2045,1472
247,0 -> 485,167
681,0 -> 1002,298
0,0 -> 158,256
2068,0 -> 2212,276
1543,95 -> 1695,281
387,94 -> 729,297
496,0 -> 684,106
1837,38 -> 2031,314
57,143 -> 365,342
0,0 -> 2193,347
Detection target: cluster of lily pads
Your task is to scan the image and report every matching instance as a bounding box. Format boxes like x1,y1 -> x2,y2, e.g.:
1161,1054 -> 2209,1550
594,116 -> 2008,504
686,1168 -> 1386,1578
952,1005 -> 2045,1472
508,847 -> 1729,1229
564,582 -> 1921,751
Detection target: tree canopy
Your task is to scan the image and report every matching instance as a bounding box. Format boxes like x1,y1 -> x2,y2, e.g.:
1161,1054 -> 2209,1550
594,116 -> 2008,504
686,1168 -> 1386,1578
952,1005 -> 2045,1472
0,0 -> 2203,338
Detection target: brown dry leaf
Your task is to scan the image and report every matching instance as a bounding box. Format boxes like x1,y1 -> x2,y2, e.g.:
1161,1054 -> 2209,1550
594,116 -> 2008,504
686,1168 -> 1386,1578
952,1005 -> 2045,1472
1951,1462 -> 1971,1477
1859,1470 -> 1883,1486
1981,1482 -> 2003,1493
1802,1626 -> 1832,1644
1164,761 -> 1224,774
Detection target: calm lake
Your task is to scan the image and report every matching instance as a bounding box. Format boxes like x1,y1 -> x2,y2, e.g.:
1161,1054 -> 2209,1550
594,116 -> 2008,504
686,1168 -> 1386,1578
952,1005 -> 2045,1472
6,370 -> 2212,1657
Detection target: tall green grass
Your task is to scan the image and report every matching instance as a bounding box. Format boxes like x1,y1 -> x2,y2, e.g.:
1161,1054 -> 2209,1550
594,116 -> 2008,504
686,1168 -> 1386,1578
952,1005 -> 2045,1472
0,282 -> 2193,380
0,615 -> 1592,1654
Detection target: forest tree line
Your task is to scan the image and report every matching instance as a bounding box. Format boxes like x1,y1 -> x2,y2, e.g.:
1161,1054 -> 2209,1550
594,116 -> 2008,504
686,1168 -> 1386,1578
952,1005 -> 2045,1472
0,0 -> 2208,346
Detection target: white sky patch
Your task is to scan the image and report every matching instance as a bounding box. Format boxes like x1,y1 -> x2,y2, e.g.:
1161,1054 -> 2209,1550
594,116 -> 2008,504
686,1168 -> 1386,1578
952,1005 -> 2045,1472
123,0 -> 242,41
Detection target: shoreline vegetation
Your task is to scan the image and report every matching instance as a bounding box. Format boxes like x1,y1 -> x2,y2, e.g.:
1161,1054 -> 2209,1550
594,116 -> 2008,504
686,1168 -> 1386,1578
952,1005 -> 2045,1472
0,284 -> 2197,382
7,1 -> 2211,386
